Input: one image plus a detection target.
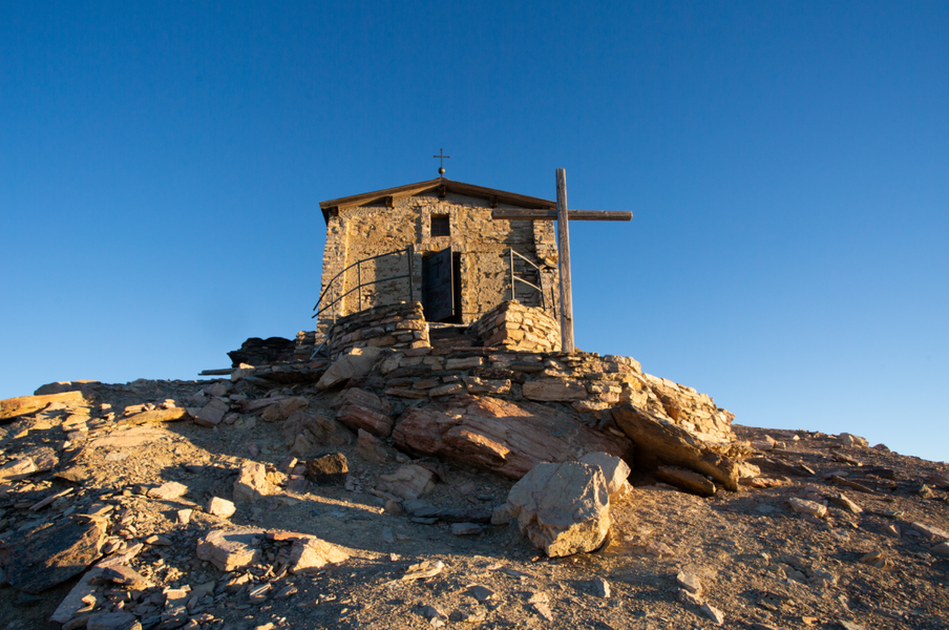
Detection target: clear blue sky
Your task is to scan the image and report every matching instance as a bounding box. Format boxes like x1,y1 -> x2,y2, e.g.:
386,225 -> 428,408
2,2 -> 946,462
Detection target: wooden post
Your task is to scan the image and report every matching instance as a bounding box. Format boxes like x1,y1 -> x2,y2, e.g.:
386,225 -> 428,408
556,169 -> 575,353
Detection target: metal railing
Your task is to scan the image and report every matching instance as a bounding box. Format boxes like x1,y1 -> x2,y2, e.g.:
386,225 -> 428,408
312,246 -> 414,323
312,245 -> 554,324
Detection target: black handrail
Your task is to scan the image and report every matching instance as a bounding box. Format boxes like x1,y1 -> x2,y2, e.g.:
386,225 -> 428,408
312,246 -> 414,320
313,245 -> 554,323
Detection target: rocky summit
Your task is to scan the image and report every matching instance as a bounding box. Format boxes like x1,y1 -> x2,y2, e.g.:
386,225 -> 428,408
1,304 -> 948,630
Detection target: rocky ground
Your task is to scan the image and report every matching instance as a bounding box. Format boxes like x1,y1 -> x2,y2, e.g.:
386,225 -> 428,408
1,377 -> 948,630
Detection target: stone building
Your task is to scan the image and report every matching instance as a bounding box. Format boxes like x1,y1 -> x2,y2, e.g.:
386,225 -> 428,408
316,177 -> 562,333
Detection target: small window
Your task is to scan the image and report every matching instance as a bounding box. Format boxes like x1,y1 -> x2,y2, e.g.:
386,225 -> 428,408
431,214 -> 450,237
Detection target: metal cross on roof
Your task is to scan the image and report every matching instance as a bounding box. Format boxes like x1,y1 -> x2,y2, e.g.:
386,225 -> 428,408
433,149 -> 450,176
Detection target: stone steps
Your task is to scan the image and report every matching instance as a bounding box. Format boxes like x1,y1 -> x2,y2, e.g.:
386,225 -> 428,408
429,324 -> 481,351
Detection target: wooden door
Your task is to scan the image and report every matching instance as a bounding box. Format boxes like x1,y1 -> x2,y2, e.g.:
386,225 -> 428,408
422,247 -> 454,322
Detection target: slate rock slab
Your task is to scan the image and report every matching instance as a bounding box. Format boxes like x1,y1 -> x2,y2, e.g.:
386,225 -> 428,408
612,403 -> 740,491
196,528 -> 263,572
0,516 -> 107,593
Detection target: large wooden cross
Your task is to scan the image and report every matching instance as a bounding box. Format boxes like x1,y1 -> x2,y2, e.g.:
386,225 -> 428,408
491,169 -> 632,353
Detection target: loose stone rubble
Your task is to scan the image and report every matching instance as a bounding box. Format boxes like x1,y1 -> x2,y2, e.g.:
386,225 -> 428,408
0,300 -> 947,630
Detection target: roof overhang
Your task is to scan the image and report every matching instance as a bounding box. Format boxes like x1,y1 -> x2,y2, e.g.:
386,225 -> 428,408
318,177 -> 556,224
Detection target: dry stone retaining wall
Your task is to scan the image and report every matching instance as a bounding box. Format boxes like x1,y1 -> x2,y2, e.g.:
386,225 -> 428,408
370,345 -> 734,444
325,302 -> 430,359
473,300 -> 561,353
232,300 -> 735,444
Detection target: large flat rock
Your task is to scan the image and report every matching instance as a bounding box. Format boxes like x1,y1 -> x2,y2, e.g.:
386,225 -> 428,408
0,390 -> 87,421
196,528 -> 264,572
611,403 -> 741,491
0,516 -> 107,593
393,395 -> 630,479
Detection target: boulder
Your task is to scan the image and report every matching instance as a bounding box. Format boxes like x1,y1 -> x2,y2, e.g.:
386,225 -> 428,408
611,404 -> 741,491
504,460 -> 611,557
579,452 -> 632,500
393,395 -> 630,479
316,347 -> 383,389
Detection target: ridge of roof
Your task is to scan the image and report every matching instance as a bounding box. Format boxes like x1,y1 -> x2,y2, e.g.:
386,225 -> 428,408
318,177 -> 556,223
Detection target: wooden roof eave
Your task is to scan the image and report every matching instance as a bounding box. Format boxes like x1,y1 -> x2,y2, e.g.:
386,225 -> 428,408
318,177 -> 556,224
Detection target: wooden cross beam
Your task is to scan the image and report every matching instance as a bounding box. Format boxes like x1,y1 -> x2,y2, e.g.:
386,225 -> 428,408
490,169 -> 632,353
490,209 -> 632,221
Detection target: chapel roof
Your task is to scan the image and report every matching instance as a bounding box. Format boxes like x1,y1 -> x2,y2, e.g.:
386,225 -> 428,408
318,177 -> 556,223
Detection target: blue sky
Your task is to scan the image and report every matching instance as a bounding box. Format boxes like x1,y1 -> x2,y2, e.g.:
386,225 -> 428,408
2,2 -> 946,462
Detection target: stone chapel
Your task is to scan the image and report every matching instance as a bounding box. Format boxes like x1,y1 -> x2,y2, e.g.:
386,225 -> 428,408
315,177 -> 563,334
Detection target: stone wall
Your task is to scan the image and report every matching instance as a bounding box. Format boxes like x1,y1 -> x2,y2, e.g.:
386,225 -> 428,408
473,300 -> 561,353
325,302 -> 430,359
317,192 -> 560,332
370,346 -> 735,445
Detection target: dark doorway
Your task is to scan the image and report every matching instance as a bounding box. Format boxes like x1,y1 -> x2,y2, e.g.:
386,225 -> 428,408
422,247 -> 459,322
